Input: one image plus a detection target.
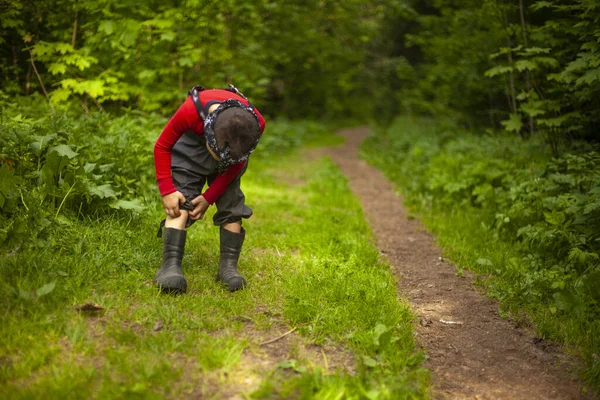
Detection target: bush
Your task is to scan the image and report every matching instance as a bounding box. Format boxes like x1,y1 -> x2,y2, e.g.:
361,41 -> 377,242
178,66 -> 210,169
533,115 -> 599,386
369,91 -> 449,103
0,94 -> 164,248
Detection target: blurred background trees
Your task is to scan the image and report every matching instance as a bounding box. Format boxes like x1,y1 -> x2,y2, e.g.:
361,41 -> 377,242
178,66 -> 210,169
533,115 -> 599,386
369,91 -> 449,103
2,0 -> 598,146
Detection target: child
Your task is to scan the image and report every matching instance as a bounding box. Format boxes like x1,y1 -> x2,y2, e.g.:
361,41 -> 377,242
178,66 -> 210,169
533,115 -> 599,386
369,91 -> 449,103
153,85 -> 266,293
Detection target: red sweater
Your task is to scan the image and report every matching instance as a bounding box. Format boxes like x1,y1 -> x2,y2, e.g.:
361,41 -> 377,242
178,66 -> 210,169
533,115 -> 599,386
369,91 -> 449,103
154,89 -> 266,204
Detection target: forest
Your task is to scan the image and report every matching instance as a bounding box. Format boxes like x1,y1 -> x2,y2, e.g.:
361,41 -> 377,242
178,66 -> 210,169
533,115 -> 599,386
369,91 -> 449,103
1,0 -> 599,398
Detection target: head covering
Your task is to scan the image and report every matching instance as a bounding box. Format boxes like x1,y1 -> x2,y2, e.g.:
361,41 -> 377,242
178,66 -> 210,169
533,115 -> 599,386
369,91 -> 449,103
203,99 -> 261,173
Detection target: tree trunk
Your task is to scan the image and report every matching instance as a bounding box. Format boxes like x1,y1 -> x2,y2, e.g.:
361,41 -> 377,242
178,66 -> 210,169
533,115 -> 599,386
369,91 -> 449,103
503,11 -> 517,115
519,0 -> 535,137
25,63 -> 32,95
72,10 -> 78,48
176,1 -> 187,91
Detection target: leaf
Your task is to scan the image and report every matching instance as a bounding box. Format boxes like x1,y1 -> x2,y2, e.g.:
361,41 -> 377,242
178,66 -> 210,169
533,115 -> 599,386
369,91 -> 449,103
36,282 -> 56,297
83,163 -> 97,173
19,288 -> 31,300
143,18 -> 174,29
160,32 -> 176,42
584,200 -> 600,214
49,144 -> 78,159
575,68 -> 600,86
0,163 -> 20,192
520,102 -> 546,117
537,112 -> 581,127
110,199 -> 143,211
484,65 -> 513,78
544,211 -> 566,226
50,88 -> 71,103
138,70 -> 156,81
568,247 -> 599,266
514,60 -> 539,72
30,134 -> 58,153
98,20 -> 116,35
516,91 -> 529,101
178,57 -> 194,67
501,114 -> 522,133
362,355 -> 377,367
73,55 -> 94,70
553,290 -> 585,316
533,56 -> 559,69
276,359 -> 297,369
520,47 -> 551,55
373,323 -> 392,348
48,62 -> 67,75
531,1 -> 554,11
88,184 -> 117,199
129,382 -> 147,394
31,41 -> 54,57
55,43 -> 73,54
56,215 -> 73,226
82,79 -> 106,98
476,258 -> 493,267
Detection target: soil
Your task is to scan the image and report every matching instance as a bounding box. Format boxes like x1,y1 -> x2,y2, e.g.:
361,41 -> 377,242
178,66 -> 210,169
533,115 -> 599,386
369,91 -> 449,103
326,127 -> 596,400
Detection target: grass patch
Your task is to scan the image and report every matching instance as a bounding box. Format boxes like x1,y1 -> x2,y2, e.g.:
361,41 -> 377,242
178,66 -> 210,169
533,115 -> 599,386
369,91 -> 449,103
1,129 -> 428,398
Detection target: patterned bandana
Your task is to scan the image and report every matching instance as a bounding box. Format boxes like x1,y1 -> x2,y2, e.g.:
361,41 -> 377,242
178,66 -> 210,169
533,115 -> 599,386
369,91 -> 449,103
204,99 -> 261,173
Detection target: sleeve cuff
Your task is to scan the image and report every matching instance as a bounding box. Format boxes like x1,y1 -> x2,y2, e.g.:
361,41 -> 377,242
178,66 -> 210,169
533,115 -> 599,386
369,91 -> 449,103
158,178 -> 177,197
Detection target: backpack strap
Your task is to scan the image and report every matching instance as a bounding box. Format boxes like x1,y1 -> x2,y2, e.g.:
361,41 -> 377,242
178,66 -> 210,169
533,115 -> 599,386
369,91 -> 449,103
188,85 -> 207,120
226,84 -> 255,109
188,84 -> 256,121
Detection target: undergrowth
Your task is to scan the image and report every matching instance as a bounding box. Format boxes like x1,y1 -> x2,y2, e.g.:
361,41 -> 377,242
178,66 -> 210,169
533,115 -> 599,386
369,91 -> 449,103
362,116 -> 600,392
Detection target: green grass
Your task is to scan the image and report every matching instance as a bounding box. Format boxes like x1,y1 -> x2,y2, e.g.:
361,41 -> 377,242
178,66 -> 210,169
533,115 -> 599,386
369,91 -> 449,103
0,138 -> 429,398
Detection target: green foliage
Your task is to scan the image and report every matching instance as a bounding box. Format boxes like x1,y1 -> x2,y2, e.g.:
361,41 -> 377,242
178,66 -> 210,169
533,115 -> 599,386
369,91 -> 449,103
374,0 -> 600,146
254,119 -> 340,160
0,94 -> 162,248
0,0 -> 390,120
363,117 -> 600,390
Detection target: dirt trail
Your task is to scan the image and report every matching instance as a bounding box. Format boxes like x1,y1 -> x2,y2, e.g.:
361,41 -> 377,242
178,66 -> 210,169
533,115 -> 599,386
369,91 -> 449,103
326,127 -> 593,400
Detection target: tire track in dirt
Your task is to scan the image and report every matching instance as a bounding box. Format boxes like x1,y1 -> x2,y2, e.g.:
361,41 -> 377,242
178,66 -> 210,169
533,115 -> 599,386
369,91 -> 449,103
326,127 -> 594,400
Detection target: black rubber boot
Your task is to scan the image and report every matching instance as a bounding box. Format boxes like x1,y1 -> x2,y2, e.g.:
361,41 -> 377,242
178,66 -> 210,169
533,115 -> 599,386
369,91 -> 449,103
154,228 -> 187,293
217,227 -> 247,292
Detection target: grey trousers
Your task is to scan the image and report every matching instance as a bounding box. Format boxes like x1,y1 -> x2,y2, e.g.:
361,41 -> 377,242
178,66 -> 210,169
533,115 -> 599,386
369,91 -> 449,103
171,131 -> 252,227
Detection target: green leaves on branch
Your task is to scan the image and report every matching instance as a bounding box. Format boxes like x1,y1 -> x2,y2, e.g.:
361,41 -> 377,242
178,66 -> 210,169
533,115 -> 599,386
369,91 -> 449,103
29,40 -> 130,106
1,0 -> 392,118
398,0 -> 600,145
501,114 -> 522,133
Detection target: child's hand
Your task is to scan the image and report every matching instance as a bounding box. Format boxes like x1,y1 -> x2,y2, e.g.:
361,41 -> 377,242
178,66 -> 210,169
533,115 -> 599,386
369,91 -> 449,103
162,191 -> 186,218
190,195 -> 210,220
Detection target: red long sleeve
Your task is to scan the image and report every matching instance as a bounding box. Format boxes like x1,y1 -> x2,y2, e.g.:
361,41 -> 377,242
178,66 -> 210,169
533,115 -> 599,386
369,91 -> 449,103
154,98 -> 203,196
154,90 -> 265,204
202,161 -> 246,204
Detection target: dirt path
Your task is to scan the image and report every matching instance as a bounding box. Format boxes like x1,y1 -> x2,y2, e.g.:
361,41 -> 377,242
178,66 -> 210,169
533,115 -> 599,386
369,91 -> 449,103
326,127 -> 593,400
